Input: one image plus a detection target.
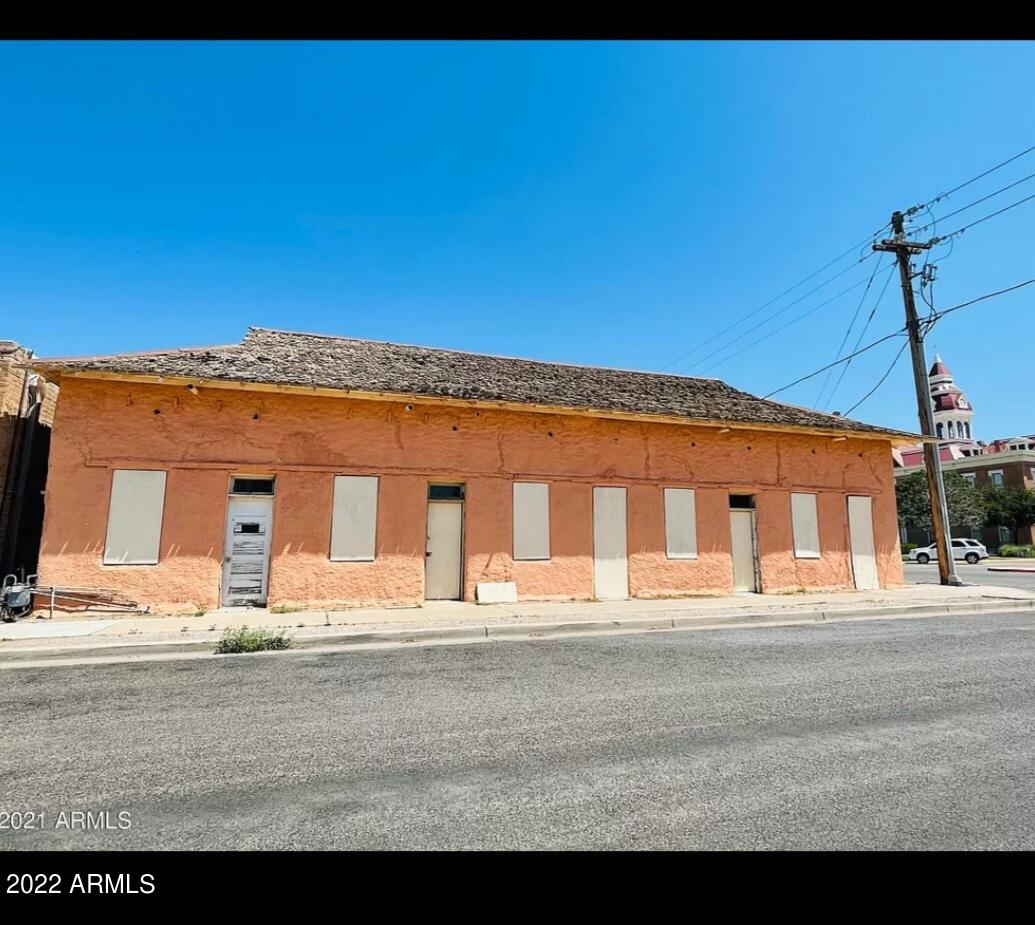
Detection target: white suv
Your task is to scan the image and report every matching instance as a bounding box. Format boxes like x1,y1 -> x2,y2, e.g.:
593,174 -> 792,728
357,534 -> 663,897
909,538 -> 988,565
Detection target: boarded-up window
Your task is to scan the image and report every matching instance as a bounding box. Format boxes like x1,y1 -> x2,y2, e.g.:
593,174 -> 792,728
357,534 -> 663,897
513,482 -> 550,560
103,469 -> 167,565
330,476 -> 378,561
664,488 -> 698,559
791,492 -> 821,558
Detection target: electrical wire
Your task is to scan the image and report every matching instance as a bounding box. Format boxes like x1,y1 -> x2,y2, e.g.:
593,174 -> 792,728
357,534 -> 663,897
931,190 -> 1035,245
917,204 -> 939,313
814,254 -> 886,408
702,274 -> 876,374
820,263 -> 898,409
906,150 -> 1035,316
838,276 -> 1035,416
685,253 -> 879,374
842,339 -> 910,417
666,144 -> 1034,387
824,277 -> 1035,419
912,168 -> 1035,234
658,224 -> 890,373
762,327 -> 907,399
905,142 -> 1035,216
759,145 -> 1035,411
920,273 -> 936,314
927,277 -> 1035,324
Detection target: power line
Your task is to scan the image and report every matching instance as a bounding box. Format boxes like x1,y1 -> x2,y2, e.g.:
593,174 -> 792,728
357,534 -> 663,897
917,204 -> 941,277
842,339 -> 910,417
930,190 -> 1035,245
686,146 -> 1035,380
912,168 -> 1035,234
666,144 -> 1035,384
762,326 -> 906,399
685,253 -> 878,374
814,254 -> 885,408
905,142 -> 1035,216
700,275 -> 876,374
920,268 -> 936,314
820,262 -> 898,410
810,145 -> 1035,410
658,224 -> 889,373
761,278 -> 1033,405
928,277 -> 1035,324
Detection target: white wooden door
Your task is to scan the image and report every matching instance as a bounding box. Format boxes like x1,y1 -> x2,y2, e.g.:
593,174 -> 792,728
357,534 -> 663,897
593,486 -> 629,600
729,509 -> 759,592
426,501 -> 463,600
221,498 -> 273,606
847,495 -> 879,590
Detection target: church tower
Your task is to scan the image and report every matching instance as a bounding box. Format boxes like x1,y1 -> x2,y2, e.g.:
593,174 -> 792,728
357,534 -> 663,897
929,355 -> 974,443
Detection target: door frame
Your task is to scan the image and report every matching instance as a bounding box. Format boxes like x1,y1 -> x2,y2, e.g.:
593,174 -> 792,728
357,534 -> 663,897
220,494 -> 275,607
424,484 -> 466,601
729,507 -> 761,593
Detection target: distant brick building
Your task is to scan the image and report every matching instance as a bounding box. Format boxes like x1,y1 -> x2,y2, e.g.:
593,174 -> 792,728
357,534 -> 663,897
0,341 -> 58,576
893,355 -> 1035,548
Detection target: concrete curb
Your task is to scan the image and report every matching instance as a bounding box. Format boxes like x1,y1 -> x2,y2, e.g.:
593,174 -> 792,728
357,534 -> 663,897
0,639 -> 215,662
2,597 -> 1034,667
0,626 -> 492,663
988,566 -> 1035,573
486,618 -> 674,639
302,625 -> 490,647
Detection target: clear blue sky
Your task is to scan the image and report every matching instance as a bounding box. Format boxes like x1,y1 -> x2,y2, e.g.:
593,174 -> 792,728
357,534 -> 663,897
3,41 -> 1032,437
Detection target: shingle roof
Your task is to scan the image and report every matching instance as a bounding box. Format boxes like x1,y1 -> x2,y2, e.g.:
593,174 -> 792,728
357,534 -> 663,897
34,326 -> 915,439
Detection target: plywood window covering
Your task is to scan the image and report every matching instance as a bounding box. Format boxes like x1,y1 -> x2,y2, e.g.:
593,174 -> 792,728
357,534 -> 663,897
791,492 -> 821,559
330,476 -> 379,561
103,469 -> 167,565
513,482 -> 550,560
664,488 -> 698,559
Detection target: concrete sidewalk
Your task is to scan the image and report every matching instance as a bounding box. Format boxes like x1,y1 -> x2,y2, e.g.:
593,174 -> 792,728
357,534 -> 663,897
3,583 -> 1035,665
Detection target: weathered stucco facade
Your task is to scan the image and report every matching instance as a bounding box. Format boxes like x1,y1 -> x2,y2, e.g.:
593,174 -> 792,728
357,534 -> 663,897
38,374 -> 904,613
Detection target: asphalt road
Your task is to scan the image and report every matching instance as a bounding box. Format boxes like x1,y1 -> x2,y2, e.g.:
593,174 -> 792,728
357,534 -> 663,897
904,561 -> 1035,591
3,611 -> 1035,850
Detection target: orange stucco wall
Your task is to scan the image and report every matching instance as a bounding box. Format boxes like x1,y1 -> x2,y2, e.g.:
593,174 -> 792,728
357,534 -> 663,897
37,378 -> 904,613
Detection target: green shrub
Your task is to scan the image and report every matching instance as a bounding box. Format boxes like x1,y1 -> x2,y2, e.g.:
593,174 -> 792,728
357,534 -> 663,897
997,544 -> 1035,558
901,543 -> 918,555
214,626 -> 292,654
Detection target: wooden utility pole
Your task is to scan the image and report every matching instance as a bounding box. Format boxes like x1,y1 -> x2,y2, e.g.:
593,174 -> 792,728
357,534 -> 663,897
875,211 -> 962,586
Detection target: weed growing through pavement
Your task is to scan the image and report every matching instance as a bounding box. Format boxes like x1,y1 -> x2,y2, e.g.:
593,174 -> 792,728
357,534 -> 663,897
214,626 -> 292,654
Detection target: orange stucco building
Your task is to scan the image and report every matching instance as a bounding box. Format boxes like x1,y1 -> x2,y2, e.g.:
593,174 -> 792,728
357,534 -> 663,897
32,328 -> 913,614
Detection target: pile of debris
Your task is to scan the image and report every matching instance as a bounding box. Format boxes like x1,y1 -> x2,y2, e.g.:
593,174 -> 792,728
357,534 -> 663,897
1,574 -> 147,622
